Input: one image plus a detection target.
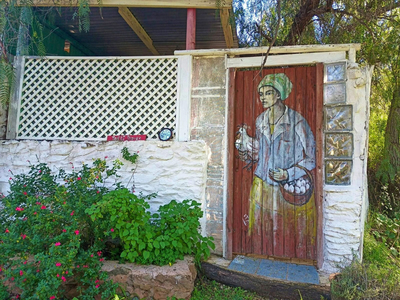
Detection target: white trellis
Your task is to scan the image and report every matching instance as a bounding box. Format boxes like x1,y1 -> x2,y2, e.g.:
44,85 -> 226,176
10,56 -> 178,140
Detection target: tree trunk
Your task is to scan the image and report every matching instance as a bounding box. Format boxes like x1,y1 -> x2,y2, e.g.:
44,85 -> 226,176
378,83 -> 400,182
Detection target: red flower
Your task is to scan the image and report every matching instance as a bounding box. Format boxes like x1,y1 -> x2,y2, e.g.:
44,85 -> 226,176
65,271 -> 68,274
50,296 -> 55,300
62,276 -> 66,282
23,192 -> 27,196
21,234 -> 26,240
15,207 -> 24,212
56,274 -> 59,277
99,258 -> 104,262
90,254 -> 93,257
62,229 -> 67,233
55,242 -> 61,246
55,263 -> 61,267
96,191 -> 100,194
95,284 -> 99,288
74,230 -> 79,235
77,177 -> 81,180
110,228 -> 114,232
41,205 -> 46,209
37,270 -> 40,273
5,229 -> 9,233
34,212 -> 37,215
70,211 -> 74,216
97,251 -> 102,256
39,170 -> 42,173
23,261 -> 27,265
36,202 -> 41,205
19,270 -> 23,276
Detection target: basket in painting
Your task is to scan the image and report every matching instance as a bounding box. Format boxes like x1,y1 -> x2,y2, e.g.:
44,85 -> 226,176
278,164 -> 314,206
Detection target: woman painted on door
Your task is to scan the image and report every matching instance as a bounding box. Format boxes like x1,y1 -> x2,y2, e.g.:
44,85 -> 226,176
235,73 -> 316,249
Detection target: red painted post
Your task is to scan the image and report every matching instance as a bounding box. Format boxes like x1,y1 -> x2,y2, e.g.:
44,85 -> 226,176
186,8 -> 196,50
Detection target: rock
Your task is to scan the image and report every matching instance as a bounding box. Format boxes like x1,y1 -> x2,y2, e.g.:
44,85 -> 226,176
101,256 -> 197,300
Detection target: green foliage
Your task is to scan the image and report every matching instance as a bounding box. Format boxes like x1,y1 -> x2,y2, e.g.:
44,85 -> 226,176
363,230 -> 394,267
121,147 -> 139,164
370,211 -> 400,258
330,258 -> 400,300
191,277 -> 266,300
87,190 -> 215,266
0,159 -> 121,299
0,58 -> 15,106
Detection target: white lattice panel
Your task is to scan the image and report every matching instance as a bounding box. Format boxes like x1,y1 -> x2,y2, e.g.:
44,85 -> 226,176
16,57 -> 178,140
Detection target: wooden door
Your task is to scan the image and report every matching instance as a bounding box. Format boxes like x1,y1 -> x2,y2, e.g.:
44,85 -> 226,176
232,66 -> 322,261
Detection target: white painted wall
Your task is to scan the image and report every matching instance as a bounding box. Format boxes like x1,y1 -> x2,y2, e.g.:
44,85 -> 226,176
0,140 -> 209,232
321,65 -> 373,273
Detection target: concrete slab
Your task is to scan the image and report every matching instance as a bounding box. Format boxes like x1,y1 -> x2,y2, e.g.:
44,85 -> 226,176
287,263 -> 319,284
227,255 -> 319,285
256,259 -> 287,280
228,256 -> 260,274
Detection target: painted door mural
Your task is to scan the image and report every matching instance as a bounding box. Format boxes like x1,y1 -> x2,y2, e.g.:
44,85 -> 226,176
232,66 -> 321,261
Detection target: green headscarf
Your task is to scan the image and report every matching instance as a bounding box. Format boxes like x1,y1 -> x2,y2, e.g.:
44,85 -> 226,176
257,73 -> 293,100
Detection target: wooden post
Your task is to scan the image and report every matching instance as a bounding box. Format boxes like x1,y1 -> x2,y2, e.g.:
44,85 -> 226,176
7,56 -> 25,139
186,8 -> 196,50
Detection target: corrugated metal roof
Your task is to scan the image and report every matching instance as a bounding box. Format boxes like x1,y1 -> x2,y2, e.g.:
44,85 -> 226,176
45,7 -> 237,56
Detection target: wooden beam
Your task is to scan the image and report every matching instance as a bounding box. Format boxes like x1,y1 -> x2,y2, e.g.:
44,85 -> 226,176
118,7 -> 159,55
220,9 -> 233,48
226,51 -> 346,68
201,261 -> 331,300
24,0 -> 232,8
175,43 -> 362,56
186,8 -> 196,50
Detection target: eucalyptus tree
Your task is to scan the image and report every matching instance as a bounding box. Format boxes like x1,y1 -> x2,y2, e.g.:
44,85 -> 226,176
234,0 -> 400,184
0,0 -> 92,105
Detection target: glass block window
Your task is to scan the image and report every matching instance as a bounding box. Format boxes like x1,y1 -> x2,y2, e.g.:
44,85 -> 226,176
324,83 -> 346,104
323,62 -> 353,185
325,105 -> 353,131
325,133 -> 353,158
325,160 -> 352,185
325,63 -> 346,82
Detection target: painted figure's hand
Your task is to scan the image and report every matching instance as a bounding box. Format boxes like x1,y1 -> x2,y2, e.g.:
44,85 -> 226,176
269,168 -> 288,182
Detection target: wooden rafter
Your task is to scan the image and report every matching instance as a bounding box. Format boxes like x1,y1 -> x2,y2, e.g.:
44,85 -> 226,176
118,7 -> 159,55
24,0 -> 232,8
220,8 -> 234,49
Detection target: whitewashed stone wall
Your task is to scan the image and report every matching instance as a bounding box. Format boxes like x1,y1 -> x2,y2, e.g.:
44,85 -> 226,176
0,140 -> 209,229
321,65 -> 373,273
190,57 -> 226,254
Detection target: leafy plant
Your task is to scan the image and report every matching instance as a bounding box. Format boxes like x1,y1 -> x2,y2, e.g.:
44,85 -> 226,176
87,190 -> 215,266
0,159 -> 121,299
121,146 -> 138,164
371,212 -> 400,257
330,258 -> 400,300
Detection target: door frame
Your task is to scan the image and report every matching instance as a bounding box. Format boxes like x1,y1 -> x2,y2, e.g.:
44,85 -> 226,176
224,52 -> 344,269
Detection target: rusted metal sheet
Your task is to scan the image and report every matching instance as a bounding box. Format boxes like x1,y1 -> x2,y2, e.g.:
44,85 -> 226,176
232,66 -> 322,261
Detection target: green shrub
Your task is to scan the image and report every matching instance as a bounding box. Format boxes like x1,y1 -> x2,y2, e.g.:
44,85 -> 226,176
331,258 -> 400,300
0,152 -> 215,298
0,159 -> 120,299
86,189 -> 215,266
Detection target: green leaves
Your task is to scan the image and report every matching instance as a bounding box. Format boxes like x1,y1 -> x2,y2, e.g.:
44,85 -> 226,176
89,190 -> 215,266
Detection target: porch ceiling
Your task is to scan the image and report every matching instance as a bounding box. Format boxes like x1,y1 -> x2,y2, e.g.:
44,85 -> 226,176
40,6 -> 238,56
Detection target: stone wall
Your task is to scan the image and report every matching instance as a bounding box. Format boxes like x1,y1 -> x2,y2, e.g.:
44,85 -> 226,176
190,57 -> 226,254
0,140 -> 208,216
321,65 -> 373,273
